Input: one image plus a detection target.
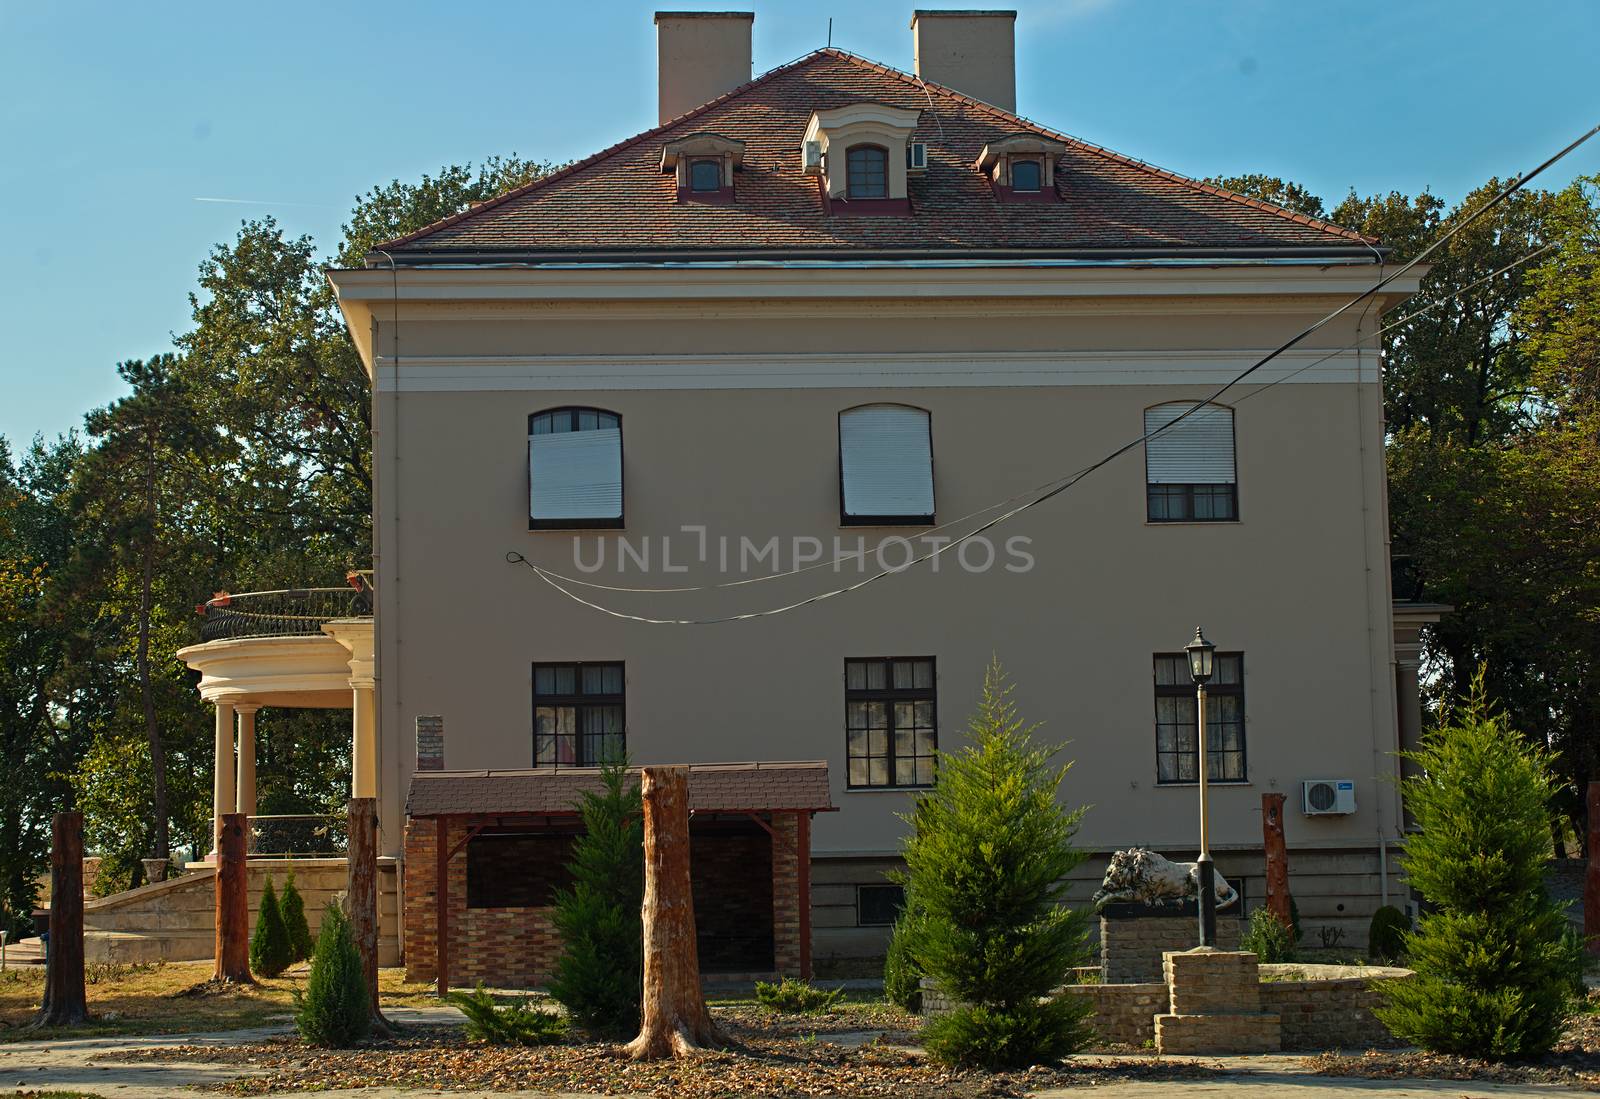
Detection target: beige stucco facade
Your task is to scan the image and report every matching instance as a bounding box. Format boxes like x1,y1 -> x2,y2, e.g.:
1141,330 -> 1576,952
331,263 -> 1419,898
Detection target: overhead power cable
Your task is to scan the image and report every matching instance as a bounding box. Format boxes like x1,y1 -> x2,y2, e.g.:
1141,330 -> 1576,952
507,120 -> 1600,626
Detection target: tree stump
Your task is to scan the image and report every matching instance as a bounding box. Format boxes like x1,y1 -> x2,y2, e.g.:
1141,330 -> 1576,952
33,812 -> 87,1027
1261,792 -> 1292,926
214,813 -> 252,983
625,766 -> 722,1060
348,797 -> 393,1034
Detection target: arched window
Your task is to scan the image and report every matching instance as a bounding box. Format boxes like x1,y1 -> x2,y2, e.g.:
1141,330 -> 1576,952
846,145 -> 889,199
1009,157 -> 1042,192
688,158 -> 723,193
839,404 -> 934,524
1144,402 -> 1237,521
528,407 -> 623,528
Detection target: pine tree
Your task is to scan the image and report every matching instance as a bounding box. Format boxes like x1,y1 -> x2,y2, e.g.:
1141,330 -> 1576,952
899,660 -> 1094,1069
547,755 -> 644,1035
1375,674 -> 1580,1059
249,876 -> 294,977
294,902 -> 371,1047
279,865 -> 314,962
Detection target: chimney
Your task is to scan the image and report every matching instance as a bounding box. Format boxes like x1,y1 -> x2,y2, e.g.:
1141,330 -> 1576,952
654,11 -> 754,126
910,10 -> 1017,113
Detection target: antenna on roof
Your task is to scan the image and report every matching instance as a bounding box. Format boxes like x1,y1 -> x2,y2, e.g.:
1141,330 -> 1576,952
827,17 -> 832,48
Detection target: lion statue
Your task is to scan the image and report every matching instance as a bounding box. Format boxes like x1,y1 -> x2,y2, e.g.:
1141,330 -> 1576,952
1092,846 -> 1239,909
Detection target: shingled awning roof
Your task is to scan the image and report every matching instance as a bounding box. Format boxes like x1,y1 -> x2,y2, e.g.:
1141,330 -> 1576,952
406,761 -> 834,817
374,49 -> 1375,263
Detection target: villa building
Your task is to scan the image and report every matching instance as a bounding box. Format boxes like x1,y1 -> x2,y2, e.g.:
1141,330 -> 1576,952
177,10 -> 1444,986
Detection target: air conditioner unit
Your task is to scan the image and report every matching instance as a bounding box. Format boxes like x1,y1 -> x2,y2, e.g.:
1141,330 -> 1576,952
907,142 -> 928,172
1302,779 -> 1357,816
802,141 -> 823,175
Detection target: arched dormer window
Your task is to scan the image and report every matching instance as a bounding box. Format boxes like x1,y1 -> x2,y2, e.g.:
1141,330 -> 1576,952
529,408 -> 624,529
1144,402 -> 1237,522
846,145 -> 889,199
839,404 -> 934,525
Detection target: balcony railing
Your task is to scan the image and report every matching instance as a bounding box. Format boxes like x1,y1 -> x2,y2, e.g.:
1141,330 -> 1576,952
198,579 -> 372,642
220,814 -> 350,856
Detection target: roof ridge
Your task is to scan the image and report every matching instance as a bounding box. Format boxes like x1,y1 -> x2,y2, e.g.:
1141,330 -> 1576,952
817,47 -> 1376,247
371,49 -> 835,254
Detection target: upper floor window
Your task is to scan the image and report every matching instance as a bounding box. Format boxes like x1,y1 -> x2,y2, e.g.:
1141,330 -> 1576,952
533,661 -> 624,767
1153,653 -> 1245,783
846,145 -> 889,199
846,658 -> 936,788
528,408 -> 623,529
1010,157 -> 1042,192
688,158 -> 723,193
838,404 -> 934,525
1144,402 -> 1237,522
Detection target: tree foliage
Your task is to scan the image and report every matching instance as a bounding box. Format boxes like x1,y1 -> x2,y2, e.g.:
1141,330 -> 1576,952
250,876 -> 294,978
899,662 -> 1094,1069
1206,174 -> 1327,219
1376,677 -> 1579,1058
295,902 -> 370,1047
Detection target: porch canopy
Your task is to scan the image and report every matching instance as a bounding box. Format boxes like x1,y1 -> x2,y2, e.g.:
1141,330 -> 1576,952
406,761 -> 835,992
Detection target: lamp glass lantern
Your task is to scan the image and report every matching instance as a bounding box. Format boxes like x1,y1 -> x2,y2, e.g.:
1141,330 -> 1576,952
1185,627 -> 1215,685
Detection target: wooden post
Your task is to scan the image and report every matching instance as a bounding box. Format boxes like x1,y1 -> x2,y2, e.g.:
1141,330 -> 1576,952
33,812 -> 86,1027
214,813 -> 252,983
796,810 -> 812,981
348,798 -> 392,1033
1585,782 -> 1600,954
625,766 -> 722,1060
1262,792 -> 1291,926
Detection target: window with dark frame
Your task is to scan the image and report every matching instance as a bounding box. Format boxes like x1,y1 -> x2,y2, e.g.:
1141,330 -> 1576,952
688,158 -> 723,193
1144,402 -> 1237,523
846,145 -> 889,198
857,883 -> 906,927
1146,483 -> 1238,522
1010,157 -> 1043,192
528,407 -> 624,530
1153,653 -> 1246,784
533,662 -> 625,767
846,658 -> 936,788
466,832 -> 577,908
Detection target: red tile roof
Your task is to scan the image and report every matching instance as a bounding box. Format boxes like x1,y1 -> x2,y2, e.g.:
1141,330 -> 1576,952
407,760 -> 834,817
377,49 -> 1374,261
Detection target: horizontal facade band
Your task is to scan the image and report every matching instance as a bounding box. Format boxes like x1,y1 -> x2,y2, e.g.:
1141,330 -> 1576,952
373,348 -> 1370,393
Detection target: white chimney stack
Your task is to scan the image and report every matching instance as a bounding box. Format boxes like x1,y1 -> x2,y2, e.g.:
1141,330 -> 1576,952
910,9 -> 1017,113
654,11 -> 754,126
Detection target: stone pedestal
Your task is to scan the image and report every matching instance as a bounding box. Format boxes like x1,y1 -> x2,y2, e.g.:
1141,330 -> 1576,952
1154,948 -> 1281,1054
1099,904 -> 1241,983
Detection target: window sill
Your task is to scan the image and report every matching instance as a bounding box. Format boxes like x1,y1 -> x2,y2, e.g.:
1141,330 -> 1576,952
845,784 -> 933,794
1154,781 -> 1252,788
529,520 -> 626,532
841,516 -> 934,528
1144,519 -> 1241,527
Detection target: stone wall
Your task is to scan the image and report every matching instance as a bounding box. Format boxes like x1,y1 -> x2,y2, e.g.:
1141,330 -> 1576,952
1259,964 -> 1409,1050
1100,912 -> 1241,983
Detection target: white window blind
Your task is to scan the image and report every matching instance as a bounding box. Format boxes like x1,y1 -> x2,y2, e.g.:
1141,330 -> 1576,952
529,427 -> 623,521
1144,403 -> 1235,485
840,405 -> 934,518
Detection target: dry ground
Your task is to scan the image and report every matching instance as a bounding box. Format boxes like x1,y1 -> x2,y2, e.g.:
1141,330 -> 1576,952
0,961 -> 436,1042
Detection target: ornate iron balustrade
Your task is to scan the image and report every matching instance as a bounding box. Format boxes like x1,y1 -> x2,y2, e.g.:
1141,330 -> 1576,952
238,814 -> 350,856
197,583 -> 372,642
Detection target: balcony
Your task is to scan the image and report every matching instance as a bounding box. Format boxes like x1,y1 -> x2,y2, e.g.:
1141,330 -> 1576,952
198,580 -> 372,642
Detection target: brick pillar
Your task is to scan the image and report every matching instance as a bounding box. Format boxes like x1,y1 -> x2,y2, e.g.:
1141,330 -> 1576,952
771,814 -> 801,976
402,818 -> 439,983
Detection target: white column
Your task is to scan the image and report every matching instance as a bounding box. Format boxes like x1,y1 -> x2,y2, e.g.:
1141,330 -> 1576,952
352,685 -> 377,799
236,706 -> 259,817
212,700 -> 236,856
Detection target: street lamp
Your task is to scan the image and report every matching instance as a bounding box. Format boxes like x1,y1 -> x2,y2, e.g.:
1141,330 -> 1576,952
1185,626 -> 1218,948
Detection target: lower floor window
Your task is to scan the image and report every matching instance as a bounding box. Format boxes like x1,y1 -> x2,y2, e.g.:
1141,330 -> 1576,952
846,657 -> 937,788
1147,482 -> 1237,521
1154,652 -> 1246,782
466,832 -> 576,907
857,883 -> 906,926
533,662 -> 624,766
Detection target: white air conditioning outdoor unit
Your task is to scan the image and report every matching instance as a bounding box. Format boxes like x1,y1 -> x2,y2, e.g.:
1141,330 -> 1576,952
907,142 -> 928,172
802,141 -> 823,175
1301,779 -> 1356,816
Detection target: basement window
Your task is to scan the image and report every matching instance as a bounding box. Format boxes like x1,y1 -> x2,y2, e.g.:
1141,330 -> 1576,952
857,884 -> 906,927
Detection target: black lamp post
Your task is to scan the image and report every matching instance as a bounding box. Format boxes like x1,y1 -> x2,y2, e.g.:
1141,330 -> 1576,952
1185,626 -> 1218,948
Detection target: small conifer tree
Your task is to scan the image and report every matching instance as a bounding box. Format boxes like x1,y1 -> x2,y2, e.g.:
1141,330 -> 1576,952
1376,675 -> 1579,1059
899,660 -> 1094,1069
249,876 -> 294,977
294,902 -> 371,1047
279,865 -> 315,962
547,755 -> 644,1035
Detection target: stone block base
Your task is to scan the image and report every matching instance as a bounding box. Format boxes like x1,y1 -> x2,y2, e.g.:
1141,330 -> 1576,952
1156,1011 -> 1282,1054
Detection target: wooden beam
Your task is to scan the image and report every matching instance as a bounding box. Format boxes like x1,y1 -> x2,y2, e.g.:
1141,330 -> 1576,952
33,812 -> 86,1027
214,813 -> 251,983
1261,792 -> 1291,926
348,798 -> 392,1033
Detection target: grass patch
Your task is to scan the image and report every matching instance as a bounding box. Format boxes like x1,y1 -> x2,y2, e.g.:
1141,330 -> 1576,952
0,960 -> 436,1043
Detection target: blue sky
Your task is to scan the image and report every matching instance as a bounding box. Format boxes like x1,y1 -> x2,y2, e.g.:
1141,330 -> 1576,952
3,0 -> 1597,446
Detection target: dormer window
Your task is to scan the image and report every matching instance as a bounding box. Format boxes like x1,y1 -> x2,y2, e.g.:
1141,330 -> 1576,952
975,135 -> 1067,203
688,158 -> 723,193
803,103 -> 921,216
660,133 -> 744,204
846,146 -> 888,199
